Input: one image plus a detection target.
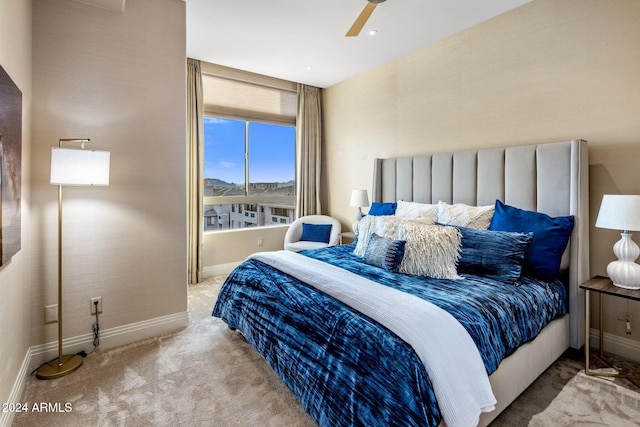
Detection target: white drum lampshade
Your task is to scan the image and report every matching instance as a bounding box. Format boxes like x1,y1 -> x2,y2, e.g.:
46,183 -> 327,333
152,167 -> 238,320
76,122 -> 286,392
51,147 -> 111,186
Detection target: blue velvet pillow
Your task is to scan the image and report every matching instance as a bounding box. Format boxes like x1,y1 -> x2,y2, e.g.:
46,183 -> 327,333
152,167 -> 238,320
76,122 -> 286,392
300,223 -> 332,244
489,200 -> 575,281
457,226 -> 533,282
363,233 -> 406,273
368,202 -> 397,216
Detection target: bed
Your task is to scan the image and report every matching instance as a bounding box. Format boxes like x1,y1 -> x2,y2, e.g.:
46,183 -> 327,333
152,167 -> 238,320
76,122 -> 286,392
213,139 -> 589,426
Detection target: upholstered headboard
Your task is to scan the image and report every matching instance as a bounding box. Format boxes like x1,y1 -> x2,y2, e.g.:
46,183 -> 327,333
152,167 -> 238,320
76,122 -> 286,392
372,139 -> 589,350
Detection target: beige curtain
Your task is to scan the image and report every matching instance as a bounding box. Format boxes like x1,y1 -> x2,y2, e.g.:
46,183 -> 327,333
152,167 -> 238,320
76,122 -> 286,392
296,84 -> 323,217
187,58 -> 204,284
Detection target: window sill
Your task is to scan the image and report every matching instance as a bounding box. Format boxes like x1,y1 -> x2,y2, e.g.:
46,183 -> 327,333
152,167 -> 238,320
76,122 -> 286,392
204,224 -> 290,236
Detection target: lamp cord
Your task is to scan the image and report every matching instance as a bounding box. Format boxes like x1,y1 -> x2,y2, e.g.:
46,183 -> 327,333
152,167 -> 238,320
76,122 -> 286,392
86,301 -> 101,355
93,309 -> 100,348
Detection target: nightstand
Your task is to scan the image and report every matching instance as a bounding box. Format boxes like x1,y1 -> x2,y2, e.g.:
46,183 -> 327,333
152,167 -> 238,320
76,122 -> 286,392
339,231 -> 356,245
580,276 -> 640,385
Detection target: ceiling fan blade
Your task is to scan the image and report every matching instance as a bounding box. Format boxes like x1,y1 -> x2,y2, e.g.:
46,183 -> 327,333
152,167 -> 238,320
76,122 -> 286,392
346,2 -> 377,37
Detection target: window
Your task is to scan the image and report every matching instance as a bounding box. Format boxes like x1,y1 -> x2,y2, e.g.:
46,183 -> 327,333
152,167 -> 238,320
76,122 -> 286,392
201,68 -> 297,232
203,118 -> 296,231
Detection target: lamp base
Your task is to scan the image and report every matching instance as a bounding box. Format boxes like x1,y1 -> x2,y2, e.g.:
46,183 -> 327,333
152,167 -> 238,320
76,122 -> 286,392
607,232 -> 640,290
607,260 -> 640,290
36,354 -> 83,380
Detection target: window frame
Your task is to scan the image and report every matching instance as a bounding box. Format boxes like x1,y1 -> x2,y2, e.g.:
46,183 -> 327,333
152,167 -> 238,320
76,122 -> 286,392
202,114 -> 297,207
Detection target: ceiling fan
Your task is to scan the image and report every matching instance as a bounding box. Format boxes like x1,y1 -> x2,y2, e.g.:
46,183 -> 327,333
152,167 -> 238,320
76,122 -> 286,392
346,0 -> 386,37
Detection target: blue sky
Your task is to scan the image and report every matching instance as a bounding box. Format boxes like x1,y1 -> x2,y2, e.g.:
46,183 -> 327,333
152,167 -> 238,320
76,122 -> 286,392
204,117 -> 295,184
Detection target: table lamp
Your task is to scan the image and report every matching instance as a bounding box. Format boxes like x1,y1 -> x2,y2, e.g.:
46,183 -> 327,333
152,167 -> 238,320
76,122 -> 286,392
349,189 -> 369,222
595,194 -> 640,290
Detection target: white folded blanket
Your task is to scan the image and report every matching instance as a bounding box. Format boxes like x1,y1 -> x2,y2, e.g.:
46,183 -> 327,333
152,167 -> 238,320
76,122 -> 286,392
249,250 -> 496,427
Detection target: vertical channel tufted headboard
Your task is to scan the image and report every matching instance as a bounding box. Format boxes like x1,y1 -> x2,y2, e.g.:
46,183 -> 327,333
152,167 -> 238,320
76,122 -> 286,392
372,139 -> 589,350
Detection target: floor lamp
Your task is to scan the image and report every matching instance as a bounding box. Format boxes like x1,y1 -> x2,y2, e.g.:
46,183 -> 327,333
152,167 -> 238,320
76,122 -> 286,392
36,139 -> 110,380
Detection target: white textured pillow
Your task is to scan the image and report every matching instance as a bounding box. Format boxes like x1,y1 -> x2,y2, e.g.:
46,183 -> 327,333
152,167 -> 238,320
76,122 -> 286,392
437,201 -> 494,230
354,215 -> 460,279
395,200 -> 438,221
355,215 -> 433,256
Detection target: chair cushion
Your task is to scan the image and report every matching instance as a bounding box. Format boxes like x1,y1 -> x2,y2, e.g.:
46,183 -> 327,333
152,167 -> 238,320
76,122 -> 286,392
300,223 -> 333,243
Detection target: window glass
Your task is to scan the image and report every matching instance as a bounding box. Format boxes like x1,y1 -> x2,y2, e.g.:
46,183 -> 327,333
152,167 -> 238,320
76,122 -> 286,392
203,117 -> 296,232
204,117 -> 245,196
248,122 -> 295,197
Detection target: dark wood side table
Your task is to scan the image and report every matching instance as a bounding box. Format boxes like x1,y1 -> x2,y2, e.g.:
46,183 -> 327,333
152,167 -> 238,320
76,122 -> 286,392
580,276 -> 640,385
339,231 -> 356,245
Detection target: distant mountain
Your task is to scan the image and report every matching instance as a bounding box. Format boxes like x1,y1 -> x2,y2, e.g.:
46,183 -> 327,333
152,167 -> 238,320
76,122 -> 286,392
278,180 -> 295,188
205,178 -> 236,188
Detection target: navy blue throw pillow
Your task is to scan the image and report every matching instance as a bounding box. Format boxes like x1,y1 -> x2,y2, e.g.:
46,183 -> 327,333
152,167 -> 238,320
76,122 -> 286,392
363,233 -> 406,272
368,202 -> 397,216
489,200 -> 574,281
300,223 -> 332,243
457,226 -> 533,282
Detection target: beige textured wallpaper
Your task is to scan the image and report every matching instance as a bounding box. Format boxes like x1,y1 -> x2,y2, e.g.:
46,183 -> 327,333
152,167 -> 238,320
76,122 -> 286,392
324,0 -> 640,347
30,0 -> 187,346
0,0 -> 32,410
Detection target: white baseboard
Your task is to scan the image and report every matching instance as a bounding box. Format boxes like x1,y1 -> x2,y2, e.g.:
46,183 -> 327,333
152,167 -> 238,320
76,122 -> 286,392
0,348 -> 32,427
203,262 -> 239,278
1,311 -> 189,427
589,328 -> 640,363
28,311 -> 189,368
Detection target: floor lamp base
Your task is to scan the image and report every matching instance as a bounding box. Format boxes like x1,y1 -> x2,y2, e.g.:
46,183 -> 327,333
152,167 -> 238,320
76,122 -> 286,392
36,354 -> 83,380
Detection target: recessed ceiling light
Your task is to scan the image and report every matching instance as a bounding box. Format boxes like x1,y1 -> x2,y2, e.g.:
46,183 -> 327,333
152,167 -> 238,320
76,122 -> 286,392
368,30 -> 378,36
306,66 -> 313,71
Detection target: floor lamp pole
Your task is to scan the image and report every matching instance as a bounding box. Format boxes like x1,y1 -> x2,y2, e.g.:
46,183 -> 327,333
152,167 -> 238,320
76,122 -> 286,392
56,183 -> 63,364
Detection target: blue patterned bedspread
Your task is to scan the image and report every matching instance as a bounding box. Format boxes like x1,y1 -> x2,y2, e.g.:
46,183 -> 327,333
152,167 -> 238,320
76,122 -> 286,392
212,244 -> 567,427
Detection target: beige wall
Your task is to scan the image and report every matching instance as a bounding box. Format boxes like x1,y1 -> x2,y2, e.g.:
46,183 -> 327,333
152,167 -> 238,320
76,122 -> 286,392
0,0 -> 32,413
30,0 -> 187,346
203,226 -> 288,272
324,0 -> 640,345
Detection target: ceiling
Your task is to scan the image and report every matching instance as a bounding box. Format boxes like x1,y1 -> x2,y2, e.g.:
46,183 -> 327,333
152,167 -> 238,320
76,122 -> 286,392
186,0 -> 531,88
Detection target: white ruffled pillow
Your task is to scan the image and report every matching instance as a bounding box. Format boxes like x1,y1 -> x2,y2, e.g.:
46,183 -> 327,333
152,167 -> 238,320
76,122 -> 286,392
354,215 -> 460,279
395,200 -> 438,221
437,201 -> 494,230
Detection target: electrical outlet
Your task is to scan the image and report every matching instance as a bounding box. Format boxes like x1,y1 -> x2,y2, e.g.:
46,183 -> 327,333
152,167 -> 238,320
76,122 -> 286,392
90,297 -> 103,315
257,237 -> 263,246
44,304 -> 58,324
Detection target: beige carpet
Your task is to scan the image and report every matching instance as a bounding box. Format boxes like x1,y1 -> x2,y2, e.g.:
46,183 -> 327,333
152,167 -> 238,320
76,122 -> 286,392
14,277 -> 640,426
491,355 -> 640,426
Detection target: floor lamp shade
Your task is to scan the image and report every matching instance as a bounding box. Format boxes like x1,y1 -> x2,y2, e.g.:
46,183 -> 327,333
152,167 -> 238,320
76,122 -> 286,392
51,148 -> 111,186
595,195 -> 640,290
37,143 -> 111,380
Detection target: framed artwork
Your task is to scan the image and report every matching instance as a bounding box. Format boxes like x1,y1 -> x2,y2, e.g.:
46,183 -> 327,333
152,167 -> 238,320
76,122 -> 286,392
0,64 -> 22,267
